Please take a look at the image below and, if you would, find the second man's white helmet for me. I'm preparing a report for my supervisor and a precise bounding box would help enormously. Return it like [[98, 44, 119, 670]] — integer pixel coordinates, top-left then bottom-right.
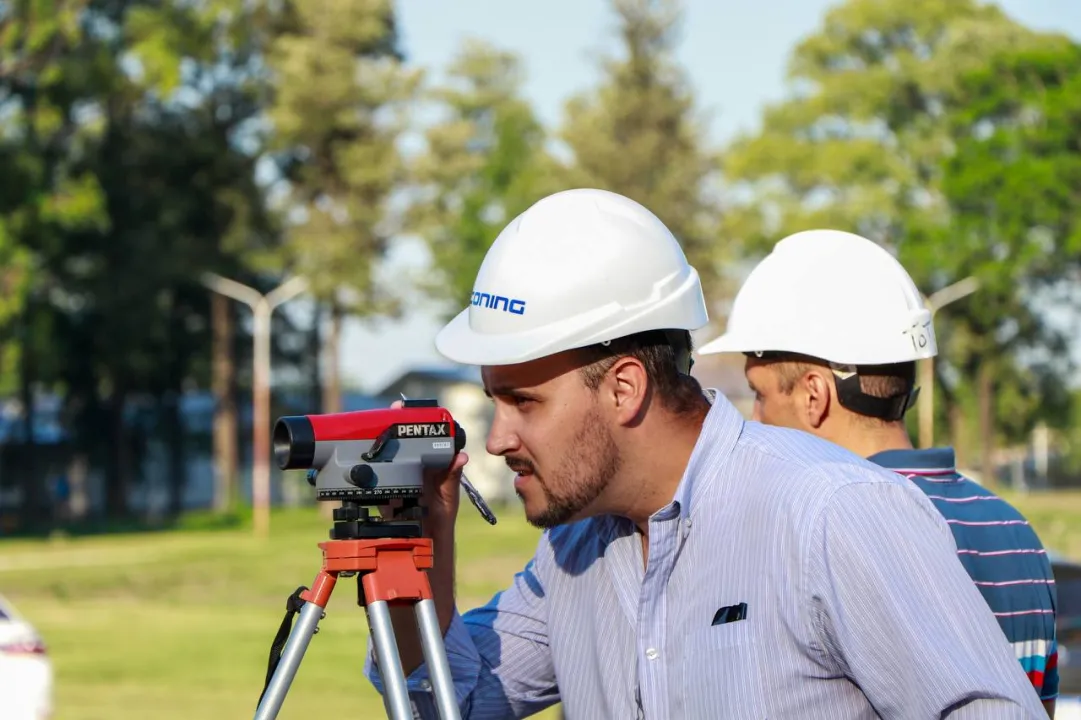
[[698, 229, 937, 365], [436, 188, 709, 366]]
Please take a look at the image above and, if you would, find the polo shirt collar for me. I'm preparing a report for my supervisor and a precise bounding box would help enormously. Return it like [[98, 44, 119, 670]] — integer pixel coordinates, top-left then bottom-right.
[[869, 447, 957, 474]]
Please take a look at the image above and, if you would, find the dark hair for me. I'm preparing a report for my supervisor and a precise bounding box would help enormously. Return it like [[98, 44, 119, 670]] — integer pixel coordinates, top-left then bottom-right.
[[576, 330, 706, 415]]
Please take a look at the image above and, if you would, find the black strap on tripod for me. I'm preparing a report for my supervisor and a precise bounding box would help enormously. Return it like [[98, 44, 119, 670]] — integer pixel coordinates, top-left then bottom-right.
[[258, 586, 308, 707]]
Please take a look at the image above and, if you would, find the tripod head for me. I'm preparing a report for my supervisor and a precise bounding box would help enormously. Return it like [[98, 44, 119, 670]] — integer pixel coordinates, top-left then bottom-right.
[[329, 500, 423, 540]]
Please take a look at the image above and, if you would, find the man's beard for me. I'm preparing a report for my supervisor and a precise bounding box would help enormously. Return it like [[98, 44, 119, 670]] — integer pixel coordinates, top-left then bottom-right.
[[507, 408, 622, 529]]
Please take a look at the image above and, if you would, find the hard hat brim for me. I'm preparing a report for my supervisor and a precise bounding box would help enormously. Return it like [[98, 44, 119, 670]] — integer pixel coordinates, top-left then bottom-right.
[[696, 331, 938, 365], [434, 307, 566, 367]]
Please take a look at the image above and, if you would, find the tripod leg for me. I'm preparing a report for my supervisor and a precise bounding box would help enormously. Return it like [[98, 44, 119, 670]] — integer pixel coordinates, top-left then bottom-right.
[[367, 599, 417, 720], [254, 573, 335, 720], [415, 598, 462, 720]]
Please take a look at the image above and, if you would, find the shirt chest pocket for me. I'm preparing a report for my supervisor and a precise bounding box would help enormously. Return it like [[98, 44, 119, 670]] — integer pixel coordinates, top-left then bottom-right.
[[680, 621, 767, 720]]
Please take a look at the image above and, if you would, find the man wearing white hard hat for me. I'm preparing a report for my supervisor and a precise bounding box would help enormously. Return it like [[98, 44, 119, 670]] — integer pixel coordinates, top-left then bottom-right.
[[365, 189, 1046, 719], [698, 228, 1060, 716]]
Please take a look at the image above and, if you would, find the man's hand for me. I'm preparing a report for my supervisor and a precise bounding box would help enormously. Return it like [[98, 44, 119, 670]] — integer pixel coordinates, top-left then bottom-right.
[[382, 399, 468, 674], [380, 399, 469, 533]]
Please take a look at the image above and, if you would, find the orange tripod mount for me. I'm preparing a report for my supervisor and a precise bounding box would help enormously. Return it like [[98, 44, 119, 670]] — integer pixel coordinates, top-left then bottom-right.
[[254, 529, 462, 720]]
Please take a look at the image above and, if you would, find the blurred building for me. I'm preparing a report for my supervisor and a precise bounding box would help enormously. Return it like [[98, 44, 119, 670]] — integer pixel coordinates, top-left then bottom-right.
[[691, 352, 754, 418]]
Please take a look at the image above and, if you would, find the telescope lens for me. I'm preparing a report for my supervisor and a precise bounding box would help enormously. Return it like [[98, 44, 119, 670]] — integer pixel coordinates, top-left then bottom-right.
[[273, 416, 316, 470]]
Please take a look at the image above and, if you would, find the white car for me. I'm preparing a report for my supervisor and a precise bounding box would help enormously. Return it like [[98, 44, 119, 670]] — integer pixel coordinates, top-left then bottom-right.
[[0, 593, 52, 720]]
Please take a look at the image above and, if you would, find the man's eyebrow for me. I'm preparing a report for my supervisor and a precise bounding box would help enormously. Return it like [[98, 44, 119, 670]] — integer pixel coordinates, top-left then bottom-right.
[[484, 385, 533, 399], [483, 385, 506, 399]]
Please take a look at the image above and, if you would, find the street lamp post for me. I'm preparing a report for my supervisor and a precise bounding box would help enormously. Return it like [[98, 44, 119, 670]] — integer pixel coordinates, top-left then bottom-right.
[[918, 276, 980, 449], [201, 273, 309, 538]]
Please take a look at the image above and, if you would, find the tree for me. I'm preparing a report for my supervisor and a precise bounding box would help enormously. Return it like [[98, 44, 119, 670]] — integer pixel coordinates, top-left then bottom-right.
[[407, 38, 562, 314], [0, 0, 114, 523], [720, 0, 1037, 252], [265, 0, 420, 415], [559, 0, 724, 301], [717, 0, 1068, 483], [33, 0, 278, 520], [933, 36, 1081, 476]]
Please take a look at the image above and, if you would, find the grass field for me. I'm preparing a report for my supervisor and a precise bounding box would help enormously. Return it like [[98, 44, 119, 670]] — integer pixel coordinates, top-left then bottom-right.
[[0, 505, 562, 720], [1, 488, 1079, 720]]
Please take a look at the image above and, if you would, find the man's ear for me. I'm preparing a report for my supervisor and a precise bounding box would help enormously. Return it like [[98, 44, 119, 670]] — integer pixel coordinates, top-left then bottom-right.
[[803, 368, 833, 429], [607, 357, 649, 425]]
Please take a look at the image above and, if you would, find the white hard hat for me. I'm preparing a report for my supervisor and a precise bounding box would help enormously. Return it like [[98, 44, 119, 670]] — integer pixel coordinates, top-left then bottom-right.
[[698, 229, 937, 365], [435, 188, 709, 366]]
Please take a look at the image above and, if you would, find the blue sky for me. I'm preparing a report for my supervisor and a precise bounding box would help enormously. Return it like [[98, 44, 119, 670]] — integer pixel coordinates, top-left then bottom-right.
[[331, 0, 1081, 393]]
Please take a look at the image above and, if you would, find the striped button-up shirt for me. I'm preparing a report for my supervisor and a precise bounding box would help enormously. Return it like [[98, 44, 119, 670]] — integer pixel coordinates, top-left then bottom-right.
[[871, 448, 1059, 703], [367, 392, 1046, 718]]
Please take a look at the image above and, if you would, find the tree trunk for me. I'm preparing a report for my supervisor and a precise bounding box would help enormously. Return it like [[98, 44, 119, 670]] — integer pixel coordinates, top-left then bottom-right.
[[211, 292, 238, 513], [319, 302, 343, 519], [949, 403, 968, 469], [18, 305, 45, 529], [104, 387, 130, 520], [166, 392, 186, 518], [977, 362, 995, 489], [309, 302, 324, 413], [323, 302, 342, 414], [67, 453, 89, 521]]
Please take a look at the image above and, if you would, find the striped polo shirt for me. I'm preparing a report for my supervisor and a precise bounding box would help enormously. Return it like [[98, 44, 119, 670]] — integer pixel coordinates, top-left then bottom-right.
[[870, 447, 1059, 703]]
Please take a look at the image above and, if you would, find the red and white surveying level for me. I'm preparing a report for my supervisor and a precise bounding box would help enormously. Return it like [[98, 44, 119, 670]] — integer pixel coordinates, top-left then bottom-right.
[[253, 399, 496, 720]]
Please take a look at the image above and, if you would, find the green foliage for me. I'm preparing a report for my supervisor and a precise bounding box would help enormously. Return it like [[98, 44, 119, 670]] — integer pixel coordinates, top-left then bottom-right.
[[266, 0, 420, 316], [930, 35, 1081, 441], [718, 0, 1077, 451], [0, 0, 283, 518], [721, 0, 1036, 250], [407, 38, 563, 315], [559, 0, 725, 298]]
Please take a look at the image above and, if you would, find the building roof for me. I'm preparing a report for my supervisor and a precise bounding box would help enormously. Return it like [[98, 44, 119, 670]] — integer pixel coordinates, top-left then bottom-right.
[[374, 364, 483, 397]]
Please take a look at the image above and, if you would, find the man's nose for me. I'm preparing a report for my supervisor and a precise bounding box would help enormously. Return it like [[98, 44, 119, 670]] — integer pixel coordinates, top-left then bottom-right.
[[486, 412, 520, 456]]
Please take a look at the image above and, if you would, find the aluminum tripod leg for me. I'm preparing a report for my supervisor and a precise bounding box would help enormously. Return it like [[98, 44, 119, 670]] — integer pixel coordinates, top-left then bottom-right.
[[368, 598, 462, 720], [368, 599, 416, 720], [416, 598, 460, 720], [254, 601, 325, 720]]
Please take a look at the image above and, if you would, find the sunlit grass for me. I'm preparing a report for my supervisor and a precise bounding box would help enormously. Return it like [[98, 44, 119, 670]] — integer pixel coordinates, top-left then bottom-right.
[[0, 504, 560, 720]]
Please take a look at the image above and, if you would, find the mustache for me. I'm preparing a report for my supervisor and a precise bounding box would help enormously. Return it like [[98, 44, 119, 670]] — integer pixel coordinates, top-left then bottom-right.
[[505, 456, 537, 475]]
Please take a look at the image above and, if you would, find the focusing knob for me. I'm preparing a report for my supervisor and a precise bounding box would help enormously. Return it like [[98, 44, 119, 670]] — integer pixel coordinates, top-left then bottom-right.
[[306, 469, 318, 487], [348, 464, 377, 488], [454, 421, 466, 453]]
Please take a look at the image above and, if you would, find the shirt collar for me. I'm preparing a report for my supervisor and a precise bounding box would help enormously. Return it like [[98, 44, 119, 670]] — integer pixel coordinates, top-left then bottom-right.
[[868, 447, 957, 474], [662, 388, 744, 523]]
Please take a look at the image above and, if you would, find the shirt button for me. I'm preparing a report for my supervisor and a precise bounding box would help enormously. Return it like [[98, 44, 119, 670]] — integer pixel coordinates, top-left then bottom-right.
[[645, 647, 659, 660], [420, 680, 432, 691]]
